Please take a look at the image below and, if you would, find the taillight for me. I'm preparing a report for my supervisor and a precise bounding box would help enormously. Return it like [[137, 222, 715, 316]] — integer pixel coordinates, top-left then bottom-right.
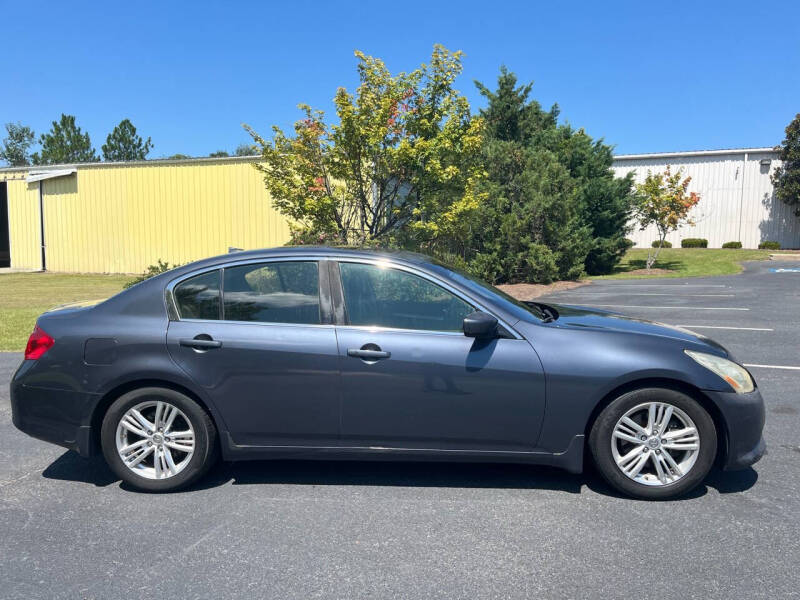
[[24, 326, 54, 360]]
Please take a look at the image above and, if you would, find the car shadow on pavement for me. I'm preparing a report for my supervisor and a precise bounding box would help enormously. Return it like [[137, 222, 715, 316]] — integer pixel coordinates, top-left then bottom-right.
[[41, 451, 119, 487], [41, 450, 759, 499]]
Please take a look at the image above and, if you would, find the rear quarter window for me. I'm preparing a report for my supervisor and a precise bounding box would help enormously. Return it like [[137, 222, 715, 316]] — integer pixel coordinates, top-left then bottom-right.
[[173, 270, 221, 320]]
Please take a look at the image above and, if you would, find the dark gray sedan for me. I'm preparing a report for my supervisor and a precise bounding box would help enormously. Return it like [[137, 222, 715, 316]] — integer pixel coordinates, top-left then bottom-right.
[[11, 247, 765, 499]]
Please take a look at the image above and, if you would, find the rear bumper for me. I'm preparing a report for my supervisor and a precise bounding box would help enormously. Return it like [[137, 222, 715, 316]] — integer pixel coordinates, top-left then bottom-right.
[[10, 373, 99, 457], [705, 388, 766, 470]]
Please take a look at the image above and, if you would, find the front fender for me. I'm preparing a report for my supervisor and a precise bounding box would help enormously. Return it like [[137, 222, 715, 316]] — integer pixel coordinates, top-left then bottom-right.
[[516, 322, 732, 453]]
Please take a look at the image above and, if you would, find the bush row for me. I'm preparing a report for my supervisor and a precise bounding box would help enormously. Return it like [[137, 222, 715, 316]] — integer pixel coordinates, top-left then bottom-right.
[[681, 238, 707, 248], [648, 239, 781, 249]]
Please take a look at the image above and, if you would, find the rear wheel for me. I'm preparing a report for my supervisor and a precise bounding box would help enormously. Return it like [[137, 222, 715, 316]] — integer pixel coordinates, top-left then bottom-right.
[[101, 387, 217, 492], [589, 388, 717, 500]]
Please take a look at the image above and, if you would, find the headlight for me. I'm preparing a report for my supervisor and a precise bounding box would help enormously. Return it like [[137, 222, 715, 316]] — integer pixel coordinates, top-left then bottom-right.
[[685, 350, 754, 394]]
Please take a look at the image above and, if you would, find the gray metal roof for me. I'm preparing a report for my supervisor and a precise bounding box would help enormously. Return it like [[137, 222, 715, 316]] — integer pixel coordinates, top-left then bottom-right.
[[613, 147, 778, 160], [0, 153, 262, 173]]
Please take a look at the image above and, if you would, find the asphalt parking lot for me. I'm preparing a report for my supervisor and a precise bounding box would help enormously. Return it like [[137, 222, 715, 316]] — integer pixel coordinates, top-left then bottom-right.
[[1, 259, 799, 599]]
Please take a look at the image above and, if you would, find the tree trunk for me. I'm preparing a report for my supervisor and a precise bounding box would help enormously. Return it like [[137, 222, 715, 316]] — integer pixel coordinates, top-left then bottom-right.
[[647, 232, 667, 269]]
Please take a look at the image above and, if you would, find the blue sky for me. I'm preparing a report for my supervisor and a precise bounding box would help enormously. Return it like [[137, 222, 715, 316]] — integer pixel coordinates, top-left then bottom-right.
[[2, 0, 798, 159]]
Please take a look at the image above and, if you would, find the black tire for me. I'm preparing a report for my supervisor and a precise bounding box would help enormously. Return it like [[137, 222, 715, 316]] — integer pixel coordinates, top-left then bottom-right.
[[101, 387, 217, 492], [589, 388, 717, 500]]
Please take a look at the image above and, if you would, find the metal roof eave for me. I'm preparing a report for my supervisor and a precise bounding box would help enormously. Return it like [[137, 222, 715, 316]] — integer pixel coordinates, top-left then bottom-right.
[[613, 147, 778, 161], [0, 154, 263, 174], [26, 168, 78, 183]]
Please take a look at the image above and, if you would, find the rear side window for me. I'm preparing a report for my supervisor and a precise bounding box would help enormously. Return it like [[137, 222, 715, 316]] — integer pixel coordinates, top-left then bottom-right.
[[174, 270, 221, 320], [339, 262, 473, 331], [223, 261, 320, 324]]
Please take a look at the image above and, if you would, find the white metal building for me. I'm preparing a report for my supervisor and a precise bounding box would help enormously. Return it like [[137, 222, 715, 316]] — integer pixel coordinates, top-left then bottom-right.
[[612, 147, 799, 249]]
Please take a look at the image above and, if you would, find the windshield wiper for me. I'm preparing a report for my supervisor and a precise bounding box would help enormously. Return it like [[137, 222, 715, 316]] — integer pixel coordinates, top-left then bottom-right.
[[524, 301, 557, 323]]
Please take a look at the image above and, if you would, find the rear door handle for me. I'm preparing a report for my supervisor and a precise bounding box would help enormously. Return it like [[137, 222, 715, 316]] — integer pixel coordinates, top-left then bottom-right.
[[179, 338, 222, 349], [347, 348, 391, 360]]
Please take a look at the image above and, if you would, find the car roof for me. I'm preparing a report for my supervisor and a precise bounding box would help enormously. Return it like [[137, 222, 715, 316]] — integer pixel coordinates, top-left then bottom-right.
[[181, 246, 437, 271]]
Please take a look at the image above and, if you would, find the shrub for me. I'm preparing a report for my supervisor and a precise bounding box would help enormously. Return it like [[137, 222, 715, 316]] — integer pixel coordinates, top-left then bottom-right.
[[124, 259, 181, 288], [722, 241, 742, 249], [651, 240, 672, 248], [681, 238, 708, 248], [758, 241, 781, 250]]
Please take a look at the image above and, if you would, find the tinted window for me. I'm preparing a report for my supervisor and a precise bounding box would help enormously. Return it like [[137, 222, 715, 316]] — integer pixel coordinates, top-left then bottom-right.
[[428, 262, 546, 322], [339, 262, 473, 331], [223, 261, 320, 324], [174, 270, 221, 320]]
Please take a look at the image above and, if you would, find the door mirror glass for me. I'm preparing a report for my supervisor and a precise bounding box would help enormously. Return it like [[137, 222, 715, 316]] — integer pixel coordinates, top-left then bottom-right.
[[463, 311, 498, 338]]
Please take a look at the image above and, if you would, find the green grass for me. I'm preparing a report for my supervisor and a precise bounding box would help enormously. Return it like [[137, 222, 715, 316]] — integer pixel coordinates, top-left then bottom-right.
[[0, 273, 132, 351], [590, 248, 773, 280]]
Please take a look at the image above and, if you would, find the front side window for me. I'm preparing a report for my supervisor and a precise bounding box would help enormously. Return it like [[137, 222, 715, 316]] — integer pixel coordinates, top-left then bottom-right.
[[223, 261, 320, 324], [339, 262, 474, 332], [174, 270, 221, 320]]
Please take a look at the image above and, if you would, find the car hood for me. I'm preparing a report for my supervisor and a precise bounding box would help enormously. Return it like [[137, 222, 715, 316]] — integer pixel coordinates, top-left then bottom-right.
[[545, 303, 730, 356]]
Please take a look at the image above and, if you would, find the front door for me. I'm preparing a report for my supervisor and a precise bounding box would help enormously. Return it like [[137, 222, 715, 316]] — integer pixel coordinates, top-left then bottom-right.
[[333, 261, 546, 452], [166, 260, 341, 447]]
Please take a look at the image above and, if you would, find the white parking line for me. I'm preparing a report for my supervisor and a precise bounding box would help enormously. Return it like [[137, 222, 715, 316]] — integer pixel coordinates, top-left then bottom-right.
[[744, 364, 800, 371], [581, 304, 749, 311], [595, 284, 729, 288], [675, 325, 773, 331], [564, 293, 735, 297]]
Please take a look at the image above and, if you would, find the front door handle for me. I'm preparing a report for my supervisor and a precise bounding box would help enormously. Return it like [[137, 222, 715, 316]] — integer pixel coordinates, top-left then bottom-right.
[[180, 337, 222, 349], [347, 348, 391, 360]]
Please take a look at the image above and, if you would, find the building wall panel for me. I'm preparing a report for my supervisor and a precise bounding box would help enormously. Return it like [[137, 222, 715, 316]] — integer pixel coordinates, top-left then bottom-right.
[[3, 176, 41, 270], [613, 150, 800, 249], [2, 158, 291, 273]]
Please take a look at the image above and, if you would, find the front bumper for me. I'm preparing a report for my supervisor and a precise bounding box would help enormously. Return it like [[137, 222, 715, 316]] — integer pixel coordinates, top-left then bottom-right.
[[11, 373, 99, 457], [704, 388, 766, 470]]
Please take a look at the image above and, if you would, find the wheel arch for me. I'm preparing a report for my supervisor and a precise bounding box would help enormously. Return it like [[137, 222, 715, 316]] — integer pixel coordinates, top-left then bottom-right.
[[89, 379, 223, 456], [583, 377, 729, 466]]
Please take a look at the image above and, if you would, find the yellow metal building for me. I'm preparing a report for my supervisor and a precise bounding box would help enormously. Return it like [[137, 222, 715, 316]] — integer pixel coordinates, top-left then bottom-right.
[[0, 156, 291, 273]]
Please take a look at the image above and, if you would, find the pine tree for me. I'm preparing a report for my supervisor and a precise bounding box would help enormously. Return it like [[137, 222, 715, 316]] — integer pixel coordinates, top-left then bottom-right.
[[32, 114, 98, 165], [102, 119, 153, 162], [772, 113, 800, 217], [234, 143, 257, 156], [0, 122, 36, 166], [468, 68, 634, 282]]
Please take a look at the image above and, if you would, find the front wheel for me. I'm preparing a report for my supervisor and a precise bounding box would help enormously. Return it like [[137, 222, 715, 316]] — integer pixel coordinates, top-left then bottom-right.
[[589, 388, 717, 500], [101, 387, 217, 492]]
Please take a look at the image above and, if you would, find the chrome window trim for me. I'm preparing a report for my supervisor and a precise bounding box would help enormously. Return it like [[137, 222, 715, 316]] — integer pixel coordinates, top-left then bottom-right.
[[165, 253, 523, 339], [177, 317, 336, 331]]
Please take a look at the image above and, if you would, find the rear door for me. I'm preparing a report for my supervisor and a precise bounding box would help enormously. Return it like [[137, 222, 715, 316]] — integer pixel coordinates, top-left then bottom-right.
[[166, 259, 341, 447], [331, 260, 546, 452]]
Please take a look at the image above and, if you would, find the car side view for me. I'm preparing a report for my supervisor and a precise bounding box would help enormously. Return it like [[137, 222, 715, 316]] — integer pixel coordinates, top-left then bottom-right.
[[11, 247, 766, 499]]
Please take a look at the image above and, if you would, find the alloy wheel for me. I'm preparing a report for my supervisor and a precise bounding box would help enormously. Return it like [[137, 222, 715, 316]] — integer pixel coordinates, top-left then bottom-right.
[[115, 400, 196, 480], [611, 401, 700, 487]]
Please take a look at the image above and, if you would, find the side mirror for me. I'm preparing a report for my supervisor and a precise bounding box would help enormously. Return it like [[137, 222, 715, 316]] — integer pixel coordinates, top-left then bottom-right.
[[463, 311, 498, 339]]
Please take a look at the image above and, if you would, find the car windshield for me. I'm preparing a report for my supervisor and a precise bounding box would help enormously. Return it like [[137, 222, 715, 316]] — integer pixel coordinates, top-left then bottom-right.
[[426, 260, 547, 322]]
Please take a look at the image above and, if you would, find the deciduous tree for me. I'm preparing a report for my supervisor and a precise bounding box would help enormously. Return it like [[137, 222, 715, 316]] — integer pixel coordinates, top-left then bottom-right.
[[102, 119, 153, 162], [633, 166, 700, 269], [245, 45, 485, 248], [0, 122, 35, 166], [32, 114, 98, 165]]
